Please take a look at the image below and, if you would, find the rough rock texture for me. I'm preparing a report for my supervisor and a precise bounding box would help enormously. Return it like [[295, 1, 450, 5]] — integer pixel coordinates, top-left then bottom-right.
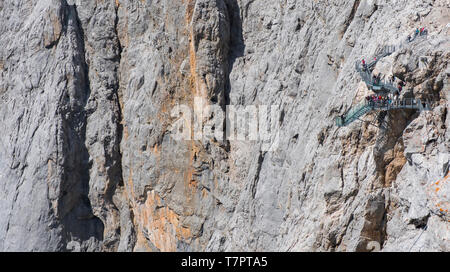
[[0, 0, 448, 251]]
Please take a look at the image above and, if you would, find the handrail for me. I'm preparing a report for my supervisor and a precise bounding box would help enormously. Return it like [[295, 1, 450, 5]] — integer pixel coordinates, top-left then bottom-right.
[[336, 98, 428, 127], [356, 63, 399, 94], [356, 30, 428, 94], [336, 29, 429, 127]]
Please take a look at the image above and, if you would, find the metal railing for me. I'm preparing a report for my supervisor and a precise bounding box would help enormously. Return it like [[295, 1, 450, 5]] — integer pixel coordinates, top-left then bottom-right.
[[367, 98, 425, 110], [356, 64, 399, 94], [336, 29, 430, 127], [336, 98, 430, 127], [355, 30, 428, 94]]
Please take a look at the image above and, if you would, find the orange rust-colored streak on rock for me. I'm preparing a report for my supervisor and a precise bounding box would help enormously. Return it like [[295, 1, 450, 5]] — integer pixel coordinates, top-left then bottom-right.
[[135, 229, 153, 251], [137, 190, 192, 252], [186, 0, 208, 99], [126, 168, 137, 205], [188, 179, 198, 190], [201, 188, 208, 198], [123, 125, 129, 141], [186, 0, 195, 25], [153, 144, 160, 155], [129, 1, 207, 252], [184, 0, 205, 197]]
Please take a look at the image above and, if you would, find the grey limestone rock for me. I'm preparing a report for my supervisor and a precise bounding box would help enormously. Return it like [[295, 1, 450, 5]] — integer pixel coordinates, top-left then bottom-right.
[[0, 0, 448, 251]]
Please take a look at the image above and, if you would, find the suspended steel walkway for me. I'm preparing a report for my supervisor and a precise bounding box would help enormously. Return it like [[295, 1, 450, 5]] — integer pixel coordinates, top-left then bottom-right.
[[335, 30, 430, 127], [358, 30, 428, 94], [356, 45, 398, 95], [335, 98, 430, 127]]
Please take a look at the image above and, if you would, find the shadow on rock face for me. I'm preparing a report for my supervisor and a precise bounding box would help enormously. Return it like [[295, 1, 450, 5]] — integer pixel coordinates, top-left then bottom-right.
[[224, 0, 245, 106], [53, 3, 105, 252]]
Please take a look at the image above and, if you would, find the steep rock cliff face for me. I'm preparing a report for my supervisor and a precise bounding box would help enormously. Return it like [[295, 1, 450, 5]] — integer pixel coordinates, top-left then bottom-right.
[[0, 0, 448, 251]]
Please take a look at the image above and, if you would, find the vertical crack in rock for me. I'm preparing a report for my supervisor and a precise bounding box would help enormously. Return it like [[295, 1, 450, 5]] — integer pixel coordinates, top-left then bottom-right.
[[111, 0, 129, 251], [56, 2, 104, 252], [340, 0, 361, 38], [251, 151, 265, 199], [98, 1, 127, 251], [223, 0, 244, 150], [74, 0, 127, 251], [224, 0, 245, 106]]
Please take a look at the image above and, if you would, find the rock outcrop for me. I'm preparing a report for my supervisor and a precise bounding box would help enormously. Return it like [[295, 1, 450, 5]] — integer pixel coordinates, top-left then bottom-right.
[[0, 0, 448, 251]]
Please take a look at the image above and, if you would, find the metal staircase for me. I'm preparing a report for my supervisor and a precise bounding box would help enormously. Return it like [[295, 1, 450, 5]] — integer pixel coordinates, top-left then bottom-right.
[[335, 30, 430, 127], [356, 30, 428, 94], [335, 100, 373, 127], [356, 45, 398, 94], [336, 99, 429, 127], [356, 61, 398, 94]]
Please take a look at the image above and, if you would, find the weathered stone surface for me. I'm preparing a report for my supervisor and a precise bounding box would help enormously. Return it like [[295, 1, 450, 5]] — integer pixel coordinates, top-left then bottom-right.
[[0, 0, 448, 251]]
